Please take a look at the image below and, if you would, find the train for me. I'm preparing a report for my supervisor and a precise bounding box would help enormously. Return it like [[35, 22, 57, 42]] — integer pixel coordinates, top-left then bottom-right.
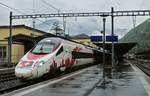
[[15, 37, 99, 80]]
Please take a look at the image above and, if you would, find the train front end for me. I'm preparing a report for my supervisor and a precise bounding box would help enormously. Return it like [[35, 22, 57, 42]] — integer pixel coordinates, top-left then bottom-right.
[[15, 38, 60, 80]]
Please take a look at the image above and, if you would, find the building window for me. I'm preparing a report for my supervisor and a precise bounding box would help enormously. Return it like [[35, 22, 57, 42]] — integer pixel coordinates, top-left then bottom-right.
[[0, 46, 6, 57], [0, 46, 7, 63]]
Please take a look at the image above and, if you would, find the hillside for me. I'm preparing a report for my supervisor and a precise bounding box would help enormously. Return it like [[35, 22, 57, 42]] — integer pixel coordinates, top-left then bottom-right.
[[120, 18, 150, 53], [71, 34, 90, 39]]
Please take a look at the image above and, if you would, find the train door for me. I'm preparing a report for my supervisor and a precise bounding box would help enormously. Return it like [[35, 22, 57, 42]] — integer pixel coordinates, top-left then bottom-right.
[[55, 46, 64, 69], [37, 61, 45, 77], [62, 45, 71, 70]]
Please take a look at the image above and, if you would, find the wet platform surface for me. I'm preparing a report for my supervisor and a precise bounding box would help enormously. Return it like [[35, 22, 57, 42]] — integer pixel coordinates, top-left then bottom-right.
[[3, 61, 150, 96], [89, 64, 149, 96]]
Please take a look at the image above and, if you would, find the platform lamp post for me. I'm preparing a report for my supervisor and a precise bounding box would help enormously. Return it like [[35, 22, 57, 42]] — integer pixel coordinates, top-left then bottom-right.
[[111, 7, 114, 77], [32, 18, 35, 38], [102, 16, 106, 79], [32, 17, 37, 45], [8, 11, 12, 66]]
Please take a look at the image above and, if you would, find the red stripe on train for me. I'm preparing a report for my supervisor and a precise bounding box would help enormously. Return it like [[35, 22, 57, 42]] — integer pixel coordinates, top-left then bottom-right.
[[27, 52, 46, 60]]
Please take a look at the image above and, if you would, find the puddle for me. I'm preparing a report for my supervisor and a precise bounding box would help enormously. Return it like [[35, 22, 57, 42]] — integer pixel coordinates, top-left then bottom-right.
[[51, 83, 81, 88], [65, 77, 75, 81]]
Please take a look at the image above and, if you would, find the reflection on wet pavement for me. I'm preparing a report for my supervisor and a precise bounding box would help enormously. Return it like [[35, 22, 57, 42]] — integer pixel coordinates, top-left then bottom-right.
[[25, 63, 148, 96], [89, 64, 148, 96], [25, 66, 103, 96]]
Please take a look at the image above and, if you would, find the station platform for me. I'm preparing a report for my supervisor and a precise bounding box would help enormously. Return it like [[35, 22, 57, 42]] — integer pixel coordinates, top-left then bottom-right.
[[3, 60, 150, 96]]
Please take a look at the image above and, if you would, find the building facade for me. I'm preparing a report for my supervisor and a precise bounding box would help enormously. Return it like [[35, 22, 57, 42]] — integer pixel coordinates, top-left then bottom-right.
[[71, 34, 97, 48], [0, 25, 46, 65]]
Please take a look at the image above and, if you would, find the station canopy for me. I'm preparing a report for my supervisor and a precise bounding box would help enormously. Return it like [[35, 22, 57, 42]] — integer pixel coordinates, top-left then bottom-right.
[[10, 34, 35, 43], [94, 42, 137, 55], [6, 33, 54, 53]]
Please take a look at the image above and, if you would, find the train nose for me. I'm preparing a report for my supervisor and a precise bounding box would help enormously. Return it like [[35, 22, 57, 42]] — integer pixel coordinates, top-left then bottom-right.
[[15, 68, 34, 79]]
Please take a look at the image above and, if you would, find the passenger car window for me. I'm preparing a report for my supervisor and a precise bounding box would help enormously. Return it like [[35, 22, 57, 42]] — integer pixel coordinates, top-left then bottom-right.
[[56, 46, 63, 56]]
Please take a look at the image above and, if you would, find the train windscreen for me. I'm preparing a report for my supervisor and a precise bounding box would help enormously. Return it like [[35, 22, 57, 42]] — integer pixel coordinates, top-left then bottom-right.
[[32, 42, 54, 54]]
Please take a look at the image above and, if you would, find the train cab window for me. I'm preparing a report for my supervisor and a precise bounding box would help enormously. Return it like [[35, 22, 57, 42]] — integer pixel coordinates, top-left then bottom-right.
[[56, 46, 63, 56], [32, 42, 54, 54]]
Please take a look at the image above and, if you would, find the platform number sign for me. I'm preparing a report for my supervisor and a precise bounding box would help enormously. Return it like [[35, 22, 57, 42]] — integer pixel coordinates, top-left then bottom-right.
[[106, 35, 118, 42], [91, 35, 118, 42], [91, 36, 103, 42]]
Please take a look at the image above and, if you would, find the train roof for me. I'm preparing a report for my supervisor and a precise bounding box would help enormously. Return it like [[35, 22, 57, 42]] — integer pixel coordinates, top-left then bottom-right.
[[40, 37, 61, 43], [36, 34, 97, 48]]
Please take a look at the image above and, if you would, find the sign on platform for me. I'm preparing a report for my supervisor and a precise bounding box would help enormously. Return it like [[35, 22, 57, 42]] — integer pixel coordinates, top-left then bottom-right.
[[91, 35, 118, 42], [106, 35, 118, 42], [91, 36, 103, 42]]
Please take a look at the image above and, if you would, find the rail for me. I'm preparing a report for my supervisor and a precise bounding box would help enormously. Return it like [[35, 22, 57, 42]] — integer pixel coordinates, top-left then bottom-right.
[[132, 58, 150, 77]]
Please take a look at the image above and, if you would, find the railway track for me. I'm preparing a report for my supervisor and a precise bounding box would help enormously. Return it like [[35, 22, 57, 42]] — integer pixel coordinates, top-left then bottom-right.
[[132, 59, 150, 77], [0, 67, 65, 94], [0, 68, 23, 94], [135, 63, 150, 76], [0, 68, 17, 82]]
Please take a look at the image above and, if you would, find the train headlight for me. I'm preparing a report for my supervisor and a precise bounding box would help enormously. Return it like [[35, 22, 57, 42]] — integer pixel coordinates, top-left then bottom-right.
[[17, 61, 33, 68], [38, 61, 45, 67], [39, 62, 43, 66]]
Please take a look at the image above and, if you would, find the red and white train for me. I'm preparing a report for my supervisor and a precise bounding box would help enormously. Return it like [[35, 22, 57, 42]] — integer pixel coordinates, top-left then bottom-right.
[[15, 37, 95, 80]]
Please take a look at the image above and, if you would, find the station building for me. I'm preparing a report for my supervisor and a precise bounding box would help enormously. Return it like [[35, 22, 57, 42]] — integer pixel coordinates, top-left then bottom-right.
[[71, 34, 97, 48], [0, 25, 47, 65]]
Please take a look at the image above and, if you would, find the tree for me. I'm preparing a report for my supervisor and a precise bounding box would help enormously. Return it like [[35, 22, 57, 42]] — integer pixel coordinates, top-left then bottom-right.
[[51, 21, 64, 36]]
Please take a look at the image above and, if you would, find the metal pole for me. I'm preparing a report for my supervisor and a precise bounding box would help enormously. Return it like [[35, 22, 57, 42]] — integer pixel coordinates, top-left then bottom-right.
[[111, 7, 114, 76], [63, 16, 66, 36], [2, 47, 4, 65], [32, 18, 35, 37], [8, 12, 12, 66], [102, 17, 106, 78], [32, 18, 36, 44]]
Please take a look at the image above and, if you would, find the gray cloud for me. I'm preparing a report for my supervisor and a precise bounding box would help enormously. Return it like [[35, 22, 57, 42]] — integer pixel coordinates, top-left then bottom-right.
[[0, 0, 150, 37]]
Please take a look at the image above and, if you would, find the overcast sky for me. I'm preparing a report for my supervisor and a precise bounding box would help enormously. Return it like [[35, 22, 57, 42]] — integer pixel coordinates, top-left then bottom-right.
[[0, 0, 150, 38]]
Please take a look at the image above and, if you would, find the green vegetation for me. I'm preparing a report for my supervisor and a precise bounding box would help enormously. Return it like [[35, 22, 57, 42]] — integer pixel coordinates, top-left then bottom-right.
[[120, 18, 150, 53]]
